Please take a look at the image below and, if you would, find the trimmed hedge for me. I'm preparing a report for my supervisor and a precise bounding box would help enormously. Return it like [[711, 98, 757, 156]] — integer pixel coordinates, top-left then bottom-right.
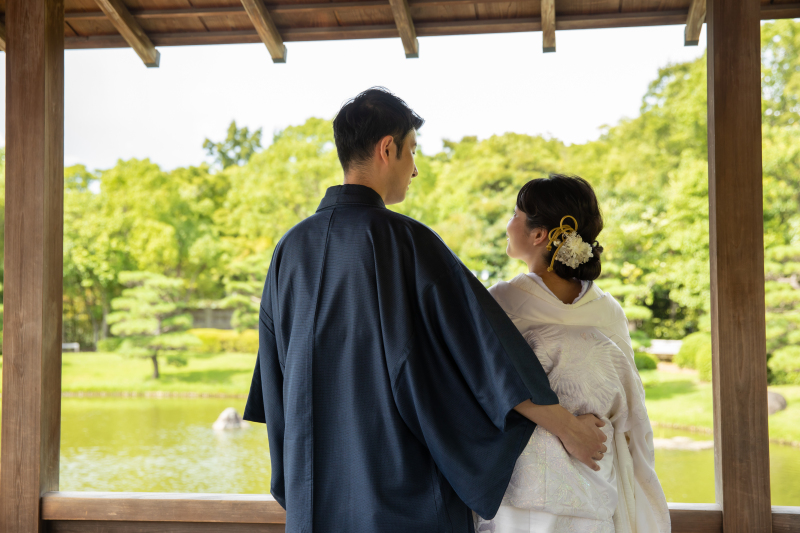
[[769, 346, 800, 385], [188, 328, 258, 354], [674, 331, 711, 370], [634, 352, 659, 371], [695, 343, 713, 382]]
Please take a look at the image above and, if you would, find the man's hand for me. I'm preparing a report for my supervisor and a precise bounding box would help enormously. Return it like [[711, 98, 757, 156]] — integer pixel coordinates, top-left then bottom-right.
[[513, 401, 608, 471], [560, 414, 608, 471]]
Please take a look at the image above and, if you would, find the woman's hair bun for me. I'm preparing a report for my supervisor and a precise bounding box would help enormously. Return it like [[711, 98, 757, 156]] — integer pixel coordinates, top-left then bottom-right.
[[516, 175, 604, 281]]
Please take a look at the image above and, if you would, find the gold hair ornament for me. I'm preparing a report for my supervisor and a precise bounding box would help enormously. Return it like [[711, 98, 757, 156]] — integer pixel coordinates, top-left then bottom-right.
[[546, 215, 594, 271]]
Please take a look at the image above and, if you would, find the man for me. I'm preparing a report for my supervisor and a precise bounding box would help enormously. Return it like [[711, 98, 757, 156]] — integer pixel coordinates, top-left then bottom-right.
[[243, 87, 606, 532]]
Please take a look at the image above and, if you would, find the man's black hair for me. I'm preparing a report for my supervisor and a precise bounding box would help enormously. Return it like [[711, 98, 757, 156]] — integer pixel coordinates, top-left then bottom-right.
[[332, 87, 425, 173]]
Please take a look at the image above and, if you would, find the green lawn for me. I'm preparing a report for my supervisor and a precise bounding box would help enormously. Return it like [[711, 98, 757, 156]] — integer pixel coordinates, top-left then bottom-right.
[[1, 354, 798, 443], [39, 352, 254, 395], [641, 368, 800, 444]]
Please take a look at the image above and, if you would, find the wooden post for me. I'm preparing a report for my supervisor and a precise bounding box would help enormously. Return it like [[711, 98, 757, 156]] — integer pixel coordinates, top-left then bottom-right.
[[0, 0, 65, 532], [707, 0, 772, 531]]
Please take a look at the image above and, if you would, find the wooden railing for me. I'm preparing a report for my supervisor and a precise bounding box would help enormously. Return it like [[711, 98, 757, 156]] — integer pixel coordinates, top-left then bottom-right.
[[40, 492, 800, 533]]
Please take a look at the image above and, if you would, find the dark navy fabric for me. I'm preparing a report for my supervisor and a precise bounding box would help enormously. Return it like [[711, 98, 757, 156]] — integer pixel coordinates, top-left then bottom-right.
[[243, 184, 558, 533]]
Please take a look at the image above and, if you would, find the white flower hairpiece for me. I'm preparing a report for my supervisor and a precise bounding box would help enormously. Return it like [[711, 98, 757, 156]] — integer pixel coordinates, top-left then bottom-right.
[[546, 216, 594, 271]]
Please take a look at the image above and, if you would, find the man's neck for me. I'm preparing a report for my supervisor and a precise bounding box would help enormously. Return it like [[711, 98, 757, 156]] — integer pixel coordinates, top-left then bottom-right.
[[344, 172, 387, 202]]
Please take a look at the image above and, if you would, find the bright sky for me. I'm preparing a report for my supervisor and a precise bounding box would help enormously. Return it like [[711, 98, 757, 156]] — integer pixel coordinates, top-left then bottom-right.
[[0, 25, 706, 172]]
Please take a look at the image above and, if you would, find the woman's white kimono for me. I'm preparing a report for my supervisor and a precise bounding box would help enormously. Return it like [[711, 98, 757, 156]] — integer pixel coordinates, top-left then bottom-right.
[[475, 273, 671, 533]]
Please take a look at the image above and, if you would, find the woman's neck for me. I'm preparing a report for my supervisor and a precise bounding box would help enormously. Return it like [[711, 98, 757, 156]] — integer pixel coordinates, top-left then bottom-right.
[[528, 261, 582, 305]]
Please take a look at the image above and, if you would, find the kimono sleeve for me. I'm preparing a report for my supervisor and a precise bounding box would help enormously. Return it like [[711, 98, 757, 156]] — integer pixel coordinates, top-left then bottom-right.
[[391, 262, 559, 519], [242, 301, 287, 510]]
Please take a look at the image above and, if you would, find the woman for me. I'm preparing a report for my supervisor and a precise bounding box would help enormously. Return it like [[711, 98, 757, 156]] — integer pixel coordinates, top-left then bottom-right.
[[475, 175, 670, 533]]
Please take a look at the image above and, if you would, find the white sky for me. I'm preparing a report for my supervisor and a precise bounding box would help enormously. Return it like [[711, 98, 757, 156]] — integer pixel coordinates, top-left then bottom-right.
[[1, 25, 705, 172]]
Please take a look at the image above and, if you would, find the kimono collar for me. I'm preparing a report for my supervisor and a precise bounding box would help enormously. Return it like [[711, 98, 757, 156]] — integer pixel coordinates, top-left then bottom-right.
[[317, 184, 386, 211]]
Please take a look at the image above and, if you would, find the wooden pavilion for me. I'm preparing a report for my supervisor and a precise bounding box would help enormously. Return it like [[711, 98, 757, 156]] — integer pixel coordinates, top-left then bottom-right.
[[1, 0, 799, 531]]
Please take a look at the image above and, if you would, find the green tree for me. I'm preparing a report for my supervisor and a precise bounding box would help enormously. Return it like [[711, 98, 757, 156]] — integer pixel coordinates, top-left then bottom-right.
[[107, 272, 200, 378], [204, 120, 263, 170]]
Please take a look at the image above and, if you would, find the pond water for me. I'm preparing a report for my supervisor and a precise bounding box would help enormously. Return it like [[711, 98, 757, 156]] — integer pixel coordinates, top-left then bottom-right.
[[55, 397, 800, 505]]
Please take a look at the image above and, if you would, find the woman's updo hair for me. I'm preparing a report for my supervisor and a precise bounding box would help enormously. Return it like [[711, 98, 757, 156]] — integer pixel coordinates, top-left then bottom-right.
[[516, 174, 604, 281]]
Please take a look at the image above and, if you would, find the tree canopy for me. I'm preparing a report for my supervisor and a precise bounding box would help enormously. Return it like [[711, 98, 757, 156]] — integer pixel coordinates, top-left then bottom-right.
[[6, 21, 800, 381]]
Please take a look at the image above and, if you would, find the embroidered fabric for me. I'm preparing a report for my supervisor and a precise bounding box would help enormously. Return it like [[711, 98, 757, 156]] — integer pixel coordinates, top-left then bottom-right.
[[478, 275, 672, 533]]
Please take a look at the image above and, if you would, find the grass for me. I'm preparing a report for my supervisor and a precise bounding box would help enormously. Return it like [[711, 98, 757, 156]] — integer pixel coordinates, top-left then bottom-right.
[[640, 368, 800, 444], [2, 351, 257, 396], [2, 353, 799, 443]]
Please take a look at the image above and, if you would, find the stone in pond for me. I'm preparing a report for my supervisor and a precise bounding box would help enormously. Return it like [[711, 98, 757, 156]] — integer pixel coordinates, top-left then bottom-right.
[[212, 407, 250, 430], [768, 391, 787, 416]]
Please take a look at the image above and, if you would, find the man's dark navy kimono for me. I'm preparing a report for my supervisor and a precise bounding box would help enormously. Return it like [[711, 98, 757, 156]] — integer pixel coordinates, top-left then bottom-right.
[[244, 184, 558, 532]]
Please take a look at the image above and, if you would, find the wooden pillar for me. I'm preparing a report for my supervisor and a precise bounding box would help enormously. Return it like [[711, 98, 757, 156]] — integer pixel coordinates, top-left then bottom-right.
[[707, 0, 772, 531], [0, 0, 65, 532]]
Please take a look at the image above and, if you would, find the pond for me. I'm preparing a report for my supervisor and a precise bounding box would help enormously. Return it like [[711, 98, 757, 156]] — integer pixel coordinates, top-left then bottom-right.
[[52, 397, 800, 505]]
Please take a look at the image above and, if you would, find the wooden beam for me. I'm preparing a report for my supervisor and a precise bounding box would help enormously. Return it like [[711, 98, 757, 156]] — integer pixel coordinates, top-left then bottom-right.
[[0, 0, 65, 532], [36, 494, 800, 532], [707, 0, 772, 531], [93, 0, 160, 67], [685, 0, 705, 46], [42, 492, 286, 523], [388, 0, 419, 57], [48, 522, 285, 533], [541, 0, 555, 52], [0, 22, 6, 51], [61, 3, 800, 51], [761, 3, 800, 20], [773, 506, 800, 533], [241, 0, 287, 63]]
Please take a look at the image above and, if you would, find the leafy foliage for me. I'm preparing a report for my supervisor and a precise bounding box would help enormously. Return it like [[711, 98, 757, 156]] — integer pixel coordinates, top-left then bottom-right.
[[107, 272, 200, 378], [24, 20, 800, 385], [204, 120, 263, 170]]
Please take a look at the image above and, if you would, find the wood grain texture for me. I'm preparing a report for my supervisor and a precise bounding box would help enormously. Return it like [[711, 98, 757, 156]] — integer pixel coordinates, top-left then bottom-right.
[[773, 506, 800, 533], [47, 521, 285, 533], [541, 0, 554, 51], [42, 492, 286, 524], [241, 0, 286, 62], [37, 494, 800, 532], [684, 0, 704, 45], [56, 0, 800, 34], [669, 503, 722, 533], [94, 0, 160, 66], [0, 0, 65, 532], [707, 0, 772, 531], [761, 2, 800, 19], [387, 0, 418, 57]]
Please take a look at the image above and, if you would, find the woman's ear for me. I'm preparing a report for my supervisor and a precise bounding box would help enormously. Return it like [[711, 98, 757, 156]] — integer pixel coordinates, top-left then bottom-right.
[[530, 227, 549, 246]]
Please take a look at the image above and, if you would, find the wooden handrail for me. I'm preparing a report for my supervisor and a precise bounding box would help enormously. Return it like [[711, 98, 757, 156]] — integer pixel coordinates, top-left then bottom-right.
[[39, 493, 800, 532], [42, 492, 286, 524]]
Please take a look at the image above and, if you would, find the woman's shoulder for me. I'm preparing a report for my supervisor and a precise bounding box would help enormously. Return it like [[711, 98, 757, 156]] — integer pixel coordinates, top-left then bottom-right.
[[488, 275, 533, 314]]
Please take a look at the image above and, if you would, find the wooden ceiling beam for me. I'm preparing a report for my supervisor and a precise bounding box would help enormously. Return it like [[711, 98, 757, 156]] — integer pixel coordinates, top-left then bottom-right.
[[388, 0, 419, 58], [685, 0, 705, 46], [62, 1, 800, 24], [93, 0, 160, 67], [241, 0, 287, 63], [541, 0, 555, 52]]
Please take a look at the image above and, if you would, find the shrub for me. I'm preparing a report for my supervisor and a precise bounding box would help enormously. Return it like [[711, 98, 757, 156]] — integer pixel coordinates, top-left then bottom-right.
[[97, 337, 124, 353], [769, 346, 800, 385], [234, 329, 259, 354], [674, 332, 711, 369], [188, 328, 258, 354], [634, 352, 659, 371], [696, 343, 713, 382]]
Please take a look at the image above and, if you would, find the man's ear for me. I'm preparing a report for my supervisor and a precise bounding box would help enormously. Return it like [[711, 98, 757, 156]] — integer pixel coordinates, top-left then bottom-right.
[[377, 135, 394, 165]]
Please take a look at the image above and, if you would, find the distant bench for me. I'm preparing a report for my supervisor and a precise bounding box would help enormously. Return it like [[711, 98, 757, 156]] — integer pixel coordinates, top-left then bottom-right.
[[61, 343, 80, 353]]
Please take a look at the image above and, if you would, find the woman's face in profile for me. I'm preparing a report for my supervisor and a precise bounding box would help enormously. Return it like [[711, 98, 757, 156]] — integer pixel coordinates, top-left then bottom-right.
[[506, 205, 530, 260]]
